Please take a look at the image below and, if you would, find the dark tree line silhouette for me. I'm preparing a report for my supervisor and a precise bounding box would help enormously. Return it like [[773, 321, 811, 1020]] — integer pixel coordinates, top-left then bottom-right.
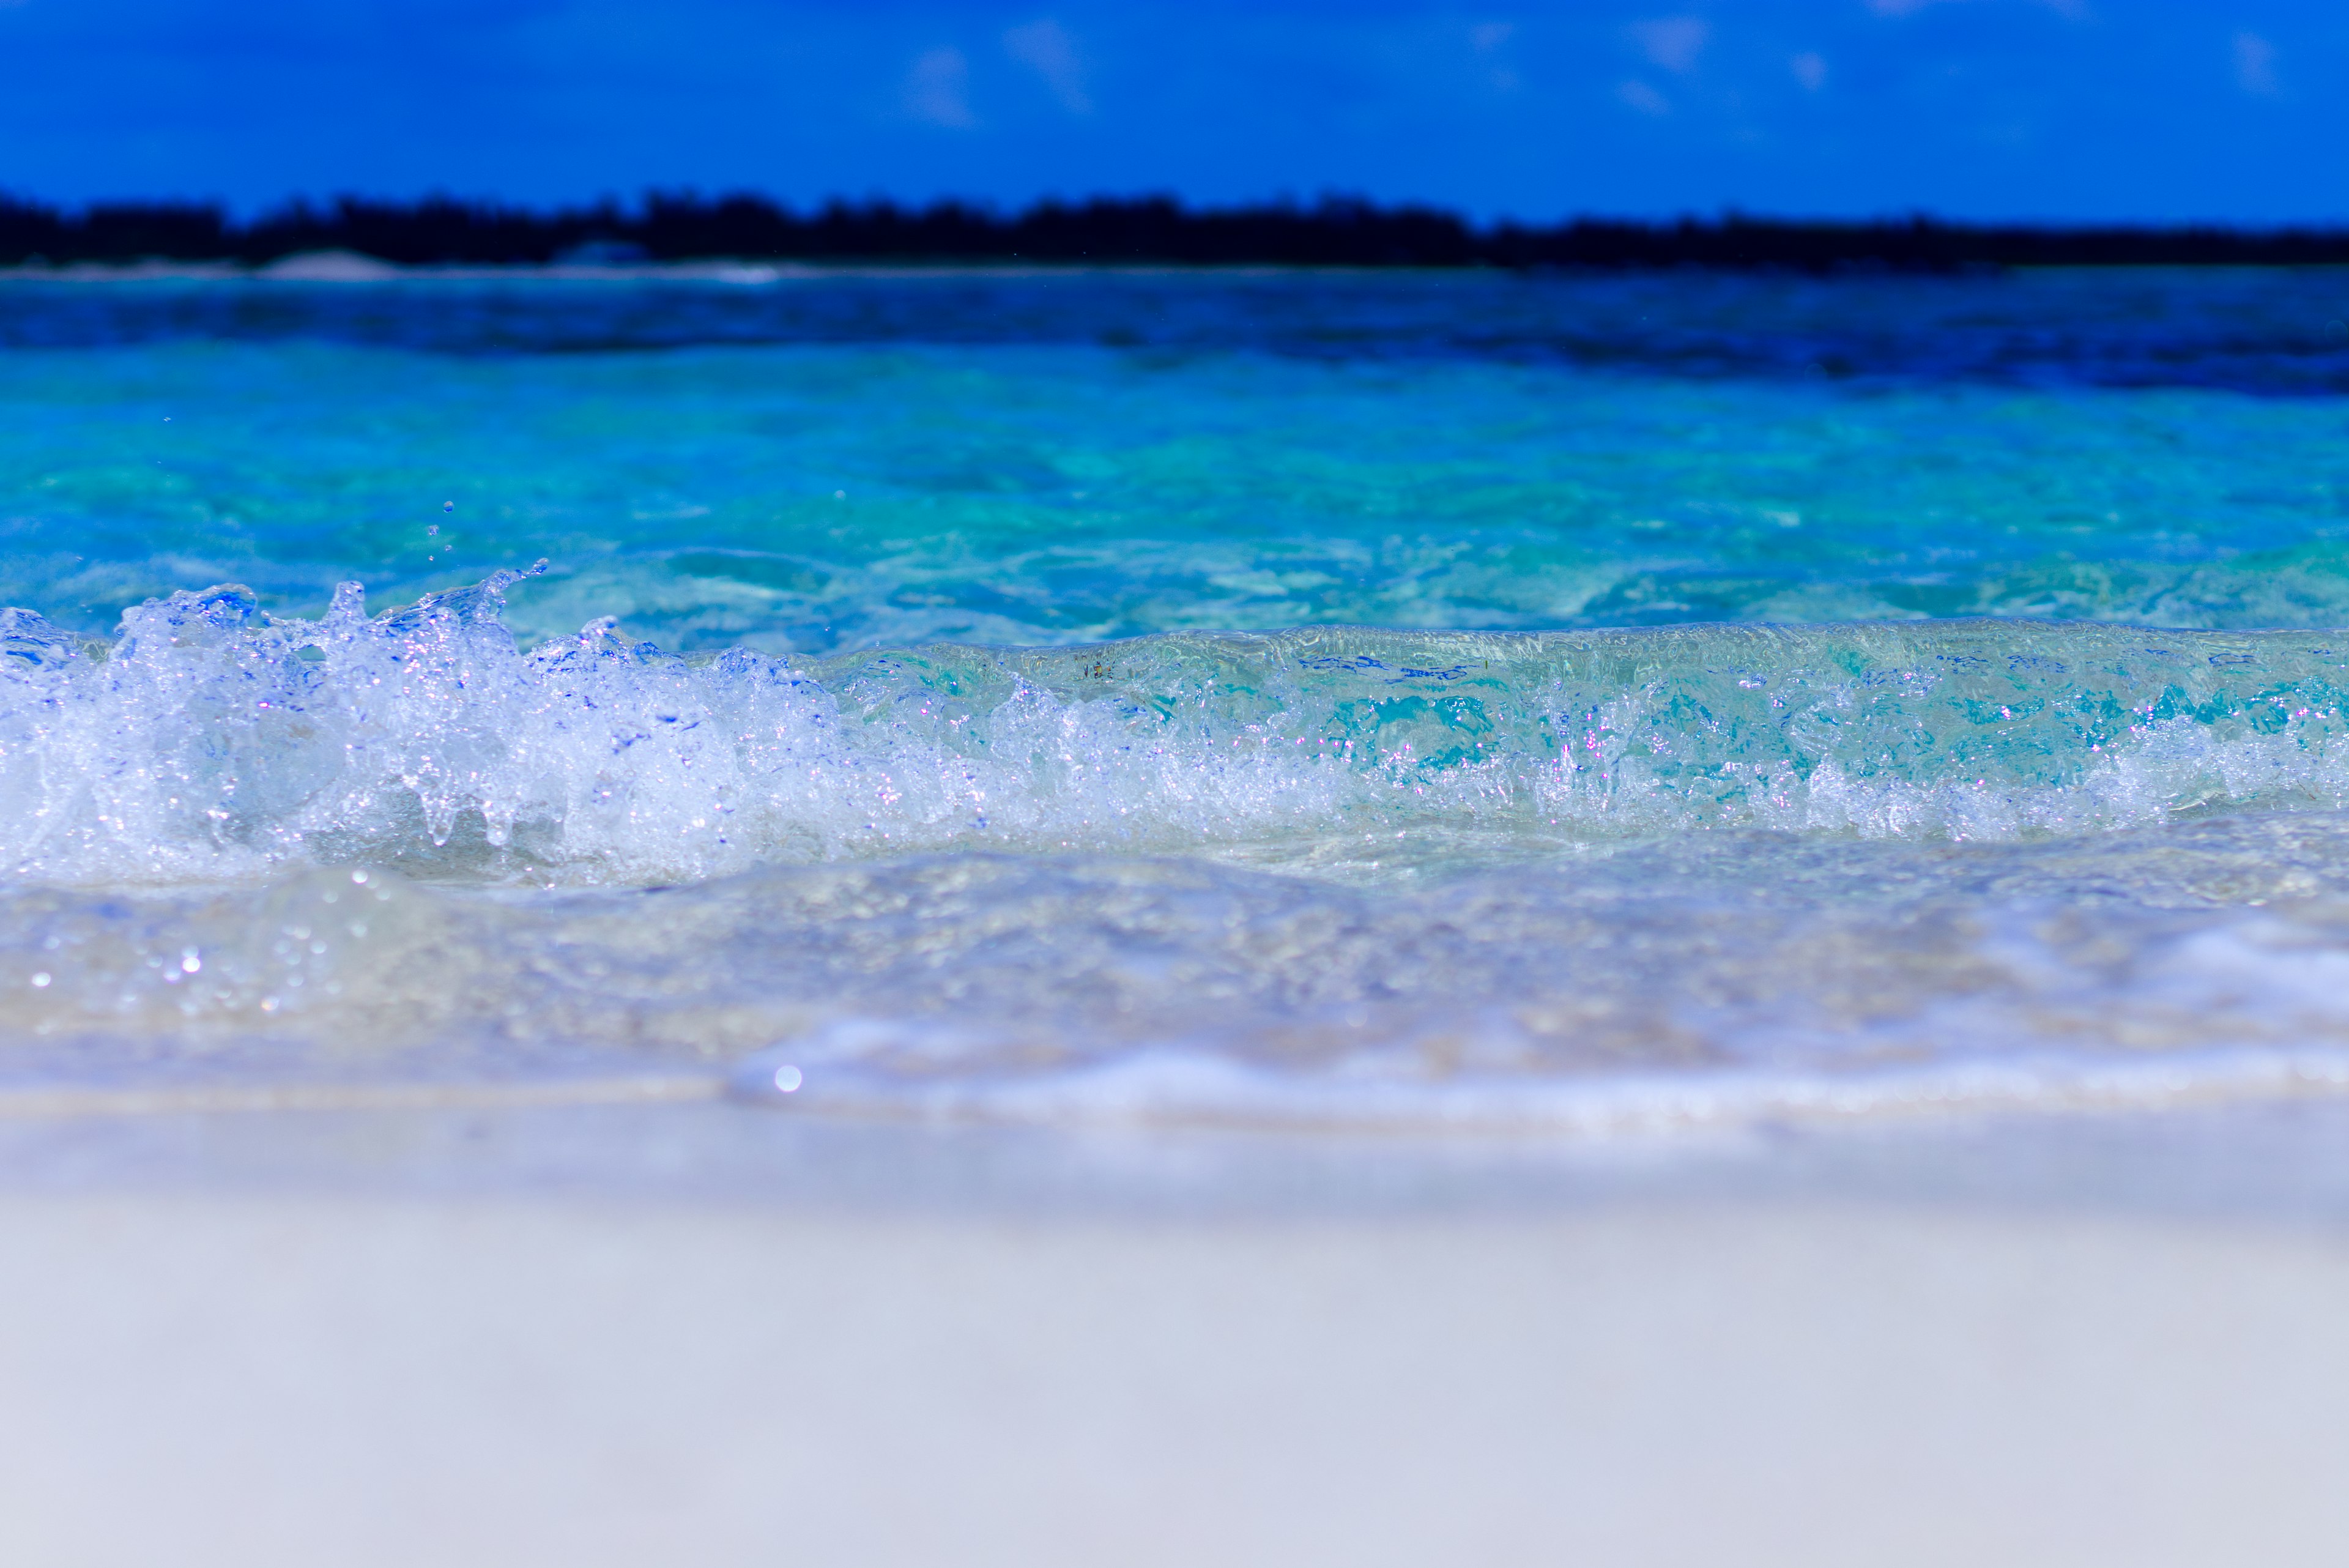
[[2, 192, 2345, 269]]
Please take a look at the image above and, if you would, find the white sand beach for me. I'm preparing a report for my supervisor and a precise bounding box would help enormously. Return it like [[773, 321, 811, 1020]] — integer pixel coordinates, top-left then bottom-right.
[[4, 1102, 2348, 1567]]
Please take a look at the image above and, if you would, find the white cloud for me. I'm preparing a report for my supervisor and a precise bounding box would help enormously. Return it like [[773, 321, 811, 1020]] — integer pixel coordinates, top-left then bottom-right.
[[1791, 51, 1828, 90], [2234, 31, 2279, 95], [1469, 20, 1520, 91], [904, 46, 976, 129], [1868, 0, 2087, 17], [1627, 17, 1709, 73], [1004, 19, 1091, 115], [1617, 79, 1672, 115]]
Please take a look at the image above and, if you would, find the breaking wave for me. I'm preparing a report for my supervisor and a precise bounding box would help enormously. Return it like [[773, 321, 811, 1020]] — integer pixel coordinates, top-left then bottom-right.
[[5, 569, 2349, 886]]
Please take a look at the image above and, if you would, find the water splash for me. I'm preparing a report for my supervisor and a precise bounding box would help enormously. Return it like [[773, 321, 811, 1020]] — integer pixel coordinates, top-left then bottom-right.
[[4, 574, 2349, 886]]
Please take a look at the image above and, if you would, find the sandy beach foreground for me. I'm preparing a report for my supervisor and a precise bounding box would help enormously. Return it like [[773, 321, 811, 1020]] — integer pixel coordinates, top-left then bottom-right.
[[2, 1103, 2348, 1567]]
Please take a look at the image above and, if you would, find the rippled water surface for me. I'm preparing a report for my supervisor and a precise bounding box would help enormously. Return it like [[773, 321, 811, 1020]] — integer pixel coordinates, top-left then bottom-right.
[[4, 266, 2348, 1128]]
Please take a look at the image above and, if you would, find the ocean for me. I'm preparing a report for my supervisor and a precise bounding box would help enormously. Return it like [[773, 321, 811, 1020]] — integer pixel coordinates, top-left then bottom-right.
[[4, 262, 2349, 1132]]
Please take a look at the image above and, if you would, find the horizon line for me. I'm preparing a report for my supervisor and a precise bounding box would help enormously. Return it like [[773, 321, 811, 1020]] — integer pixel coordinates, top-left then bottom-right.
[[6, 191, 2348, 271]]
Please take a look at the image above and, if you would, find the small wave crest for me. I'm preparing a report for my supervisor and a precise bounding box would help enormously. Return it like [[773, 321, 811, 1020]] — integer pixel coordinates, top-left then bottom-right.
[[4, 572, 2348, 886]]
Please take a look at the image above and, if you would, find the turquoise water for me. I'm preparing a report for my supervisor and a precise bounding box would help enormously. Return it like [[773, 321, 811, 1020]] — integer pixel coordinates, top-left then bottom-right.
[[6, 267, 2349, 1129], [7, 320, 2348, 651]]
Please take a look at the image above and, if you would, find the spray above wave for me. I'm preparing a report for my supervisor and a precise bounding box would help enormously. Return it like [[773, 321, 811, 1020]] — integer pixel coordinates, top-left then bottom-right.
[[5, 569, 2349, 886]]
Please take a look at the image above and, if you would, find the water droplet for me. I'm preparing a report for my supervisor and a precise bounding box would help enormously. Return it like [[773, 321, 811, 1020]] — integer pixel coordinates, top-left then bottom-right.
[[443, 500, 455, 511], [773, 1065, 803, 1093], [351, 869, 369, 885], [29, 972, 50, 988], [180, 948, 202, 975]]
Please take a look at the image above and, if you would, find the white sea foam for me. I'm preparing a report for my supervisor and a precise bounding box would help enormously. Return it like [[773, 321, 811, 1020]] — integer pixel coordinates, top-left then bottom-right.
[[9, 827, 2349, 1131], [2, 575, 2347, 888]]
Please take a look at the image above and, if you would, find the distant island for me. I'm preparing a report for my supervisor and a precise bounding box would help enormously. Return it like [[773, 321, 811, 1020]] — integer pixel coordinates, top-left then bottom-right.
[[4, 193, 2347, 270]]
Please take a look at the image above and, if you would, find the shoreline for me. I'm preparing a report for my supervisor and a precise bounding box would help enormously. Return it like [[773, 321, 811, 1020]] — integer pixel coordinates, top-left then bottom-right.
[[12, 1091, 2349, 1222], [14, 1030, 2349, 1139]]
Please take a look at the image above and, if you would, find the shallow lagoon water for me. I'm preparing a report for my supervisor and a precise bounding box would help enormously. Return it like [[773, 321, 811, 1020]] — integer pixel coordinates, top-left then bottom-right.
[[4, 266, 2349, 1131]]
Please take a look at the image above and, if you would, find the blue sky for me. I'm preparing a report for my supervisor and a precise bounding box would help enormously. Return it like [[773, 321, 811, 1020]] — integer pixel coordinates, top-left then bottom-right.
[[1, 1, 2343, 223]]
